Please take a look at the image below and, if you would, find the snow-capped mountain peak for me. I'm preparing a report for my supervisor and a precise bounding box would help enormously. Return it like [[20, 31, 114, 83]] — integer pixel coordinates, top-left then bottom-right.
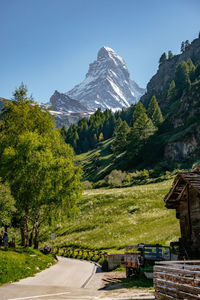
[[66, 46, 145, 111]]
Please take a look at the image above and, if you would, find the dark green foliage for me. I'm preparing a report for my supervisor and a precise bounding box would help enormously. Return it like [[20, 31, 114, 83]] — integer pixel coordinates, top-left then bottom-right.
[[111, 120, 130, 154], [181, 41, 185, 53], [195, 63, 200, 80], [159, 52, 167, 64], [147, 95, 164, 127], [185, 40, 190, 50], [168, 50, 173, 59], [12, 82, 33, 103], [167, 80, 176, 102], [187, 58, 196, 81], [64, 108, 117, 154], [175, 61, 190, 97], [0, 179, 16, 227], [127, 102, 156, 161]]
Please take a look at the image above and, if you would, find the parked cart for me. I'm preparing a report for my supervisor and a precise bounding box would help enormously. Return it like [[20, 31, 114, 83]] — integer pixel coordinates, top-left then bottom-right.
[[125, 244, 171, 278]]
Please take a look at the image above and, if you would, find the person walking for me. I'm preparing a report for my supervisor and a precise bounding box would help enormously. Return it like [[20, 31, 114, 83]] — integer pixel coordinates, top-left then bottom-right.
[[1, 230, 9, 250]]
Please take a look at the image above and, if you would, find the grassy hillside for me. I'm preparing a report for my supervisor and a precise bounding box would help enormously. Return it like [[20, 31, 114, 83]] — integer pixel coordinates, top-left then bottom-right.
[[42, 180, 180, 252], [0, 248, 55, 285], [75, 138, 115, 182]]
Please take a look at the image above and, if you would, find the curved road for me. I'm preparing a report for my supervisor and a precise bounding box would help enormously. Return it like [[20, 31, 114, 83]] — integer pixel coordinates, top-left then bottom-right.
[[0, 256, 154, 300], [0, 256, 102, 300]]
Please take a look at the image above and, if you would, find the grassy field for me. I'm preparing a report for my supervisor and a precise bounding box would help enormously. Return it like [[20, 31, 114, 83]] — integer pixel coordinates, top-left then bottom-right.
[[43, 180, 180, 252], [0, 248, 55, 285]]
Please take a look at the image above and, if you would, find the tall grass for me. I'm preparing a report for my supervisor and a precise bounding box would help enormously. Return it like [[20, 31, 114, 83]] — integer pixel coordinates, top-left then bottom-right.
[[0, 248, 55, 285], [42, 180, 180, 252]]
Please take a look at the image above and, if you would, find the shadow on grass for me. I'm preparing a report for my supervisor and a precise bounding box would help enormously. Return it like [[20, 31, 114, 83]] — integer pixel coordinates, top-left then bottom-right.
[[100, 273, 153, 291]]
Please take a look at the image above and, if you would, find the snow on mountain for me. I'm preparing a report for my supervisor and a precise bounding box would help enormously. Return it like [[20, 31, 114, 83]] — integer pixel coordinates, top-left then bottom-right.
[[66, 46, 145, 111]]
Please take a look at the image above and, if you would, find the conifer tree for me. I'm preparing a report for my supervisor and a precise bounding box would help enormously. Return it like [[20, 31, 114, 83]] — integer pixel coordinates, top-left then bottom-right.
[[185, 40, 190, 49], [175, 61, 190, 97], [127, 102, 156, 159], [111, 120, 130, 154], [147, 95, 163, 127], [167, 80, 176, 102], [168, 50, 173, 59], [181, 41, 185, 53], [187, 58, 196, 81], [159, 52, 167, 64], [132, 102, 146, 124]]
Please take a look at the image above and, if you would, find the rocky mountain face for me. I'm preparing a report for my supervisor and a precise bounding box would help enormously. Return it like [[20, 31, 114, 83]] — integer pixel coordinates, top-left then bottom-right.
[[49, 90, 88, 112], [141, 38, 200, 107], [163, 81, 200, 162], [66, 46, 145, 111]]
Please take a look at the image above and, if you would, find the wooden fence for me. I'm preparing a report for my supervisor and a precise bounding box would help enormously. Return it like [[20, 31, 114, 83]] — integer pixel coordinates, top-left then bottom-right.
[[154, 260, 200, 299], [41, 246, 108, 260]]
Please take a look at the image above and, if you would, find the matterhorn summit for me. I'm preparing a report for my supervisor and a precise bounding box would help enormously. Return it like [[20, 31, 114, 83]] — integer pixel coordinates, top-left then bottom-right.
[[65, 46, 145, 111]]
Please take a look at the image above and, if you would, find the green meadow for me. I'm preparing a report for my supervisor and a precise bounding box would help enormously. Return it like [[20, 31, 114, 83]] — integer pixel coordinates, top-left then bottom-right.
[[45, 180, 180, 252], [0, 248, 55, 285]]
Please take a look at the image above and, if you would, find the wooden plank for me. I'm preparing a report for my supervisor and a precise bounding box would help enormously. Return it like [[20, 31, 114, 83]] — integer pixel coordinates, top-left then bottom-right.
[[154, 266, 200, 277], [154, 272, 200, 287], [155, 284, 200, 299], [154, 285, 178, 298], [155, 263, 200, 271], [154, 278, 200, 295], [154, 291, 176, 299]]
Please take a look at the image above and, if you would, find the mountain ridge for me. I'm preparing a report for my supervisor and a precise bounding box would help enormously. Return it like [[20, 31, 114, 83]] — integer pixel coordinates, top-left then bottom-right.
[[51, 46, 145, 112]]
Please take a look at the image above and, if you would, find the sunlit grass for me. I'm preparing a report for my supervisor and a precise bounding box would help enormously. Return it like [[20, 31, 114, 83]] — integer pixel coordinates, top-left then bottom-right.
[[43, 180, 180, 252], [0, 247, 55, 285]]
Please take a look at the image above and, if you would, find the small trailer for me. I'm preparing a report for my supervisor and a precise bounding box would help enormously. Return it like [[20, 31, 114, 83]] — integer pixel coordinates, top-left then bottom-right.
[[125, 244, 171, 278]]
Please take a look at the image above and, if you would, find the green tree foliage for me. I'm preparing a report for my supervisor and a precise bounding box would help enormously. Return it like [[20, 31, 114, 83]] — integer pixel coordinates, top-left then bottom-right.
[[127, 102, 156, 160], [175, 61, 190, 97], [185, 40, 190, 50], [195, 63, 200, 80], [167, 80, 176, 102], [99, 132, 104, 142], [147, 96, 164, 127], [168, 50, 173, 59], [187, 58, 196, 81], [159, 52, 167, 64], [181, 41, 185, 53], [64, 108, 117, 154], [0, 179, 16, 227], [0, 85, 82, 248], [111, 120, 130, 154]]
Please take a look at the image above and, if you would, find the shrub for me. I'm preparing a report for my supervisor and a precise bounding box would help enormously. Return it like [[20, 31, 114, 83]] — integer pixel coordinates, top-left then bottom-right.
[[83, 181, 93, 189], [105, 170, 127, 187], [93, 180, 107, 189]]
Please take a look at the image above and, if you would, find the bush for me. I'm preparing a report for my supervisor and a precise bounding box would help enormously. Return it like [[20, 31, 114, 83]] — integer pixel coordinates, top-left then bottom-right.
[[105, 170, 127, 187], [98, 258, 108, 271], [83, 181, 93, 189], [93, 180, 107, 189]]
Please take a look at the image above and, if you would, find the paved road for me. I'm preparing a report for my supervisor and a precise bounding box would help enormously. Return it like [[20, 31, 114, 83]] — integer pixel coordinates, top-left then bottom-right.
[[0, 257, 101, 300], [0, 257, 154, 300]]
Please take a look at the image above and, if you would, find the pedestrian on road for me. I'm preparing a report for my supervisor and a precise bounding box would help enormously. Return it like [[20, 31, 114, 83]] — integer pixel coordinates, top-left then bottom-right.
[[1, 230, 9, 250]]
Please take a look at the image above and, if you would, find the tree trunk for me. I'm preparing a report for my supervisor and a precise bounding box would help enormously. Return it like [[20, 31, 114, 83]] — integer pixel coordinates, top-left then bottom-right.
[[33, 224, 39, 249], [20, 227, 25, 246], [33, 210, 41, 249], [29, 228, 34, 247], [24, 210, 29, 247]]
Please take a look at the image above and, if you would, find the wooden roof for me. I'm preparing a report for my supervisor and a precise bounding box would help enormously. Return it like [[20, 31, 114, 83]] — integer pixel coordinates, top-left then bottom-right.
[[164, 172, 200, 209]]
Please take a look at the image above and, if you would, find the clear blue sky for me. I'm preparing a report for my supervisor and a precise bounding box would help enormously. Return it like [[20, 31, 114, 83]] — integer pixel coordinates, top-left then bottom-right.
[[1, 0, 200, 103]]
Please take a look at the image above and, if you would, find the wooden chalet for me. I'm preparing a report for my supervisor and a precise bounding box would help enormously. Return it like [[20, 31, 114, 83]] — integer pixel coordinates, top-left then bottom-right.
[[164, 170, 200, 259]]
